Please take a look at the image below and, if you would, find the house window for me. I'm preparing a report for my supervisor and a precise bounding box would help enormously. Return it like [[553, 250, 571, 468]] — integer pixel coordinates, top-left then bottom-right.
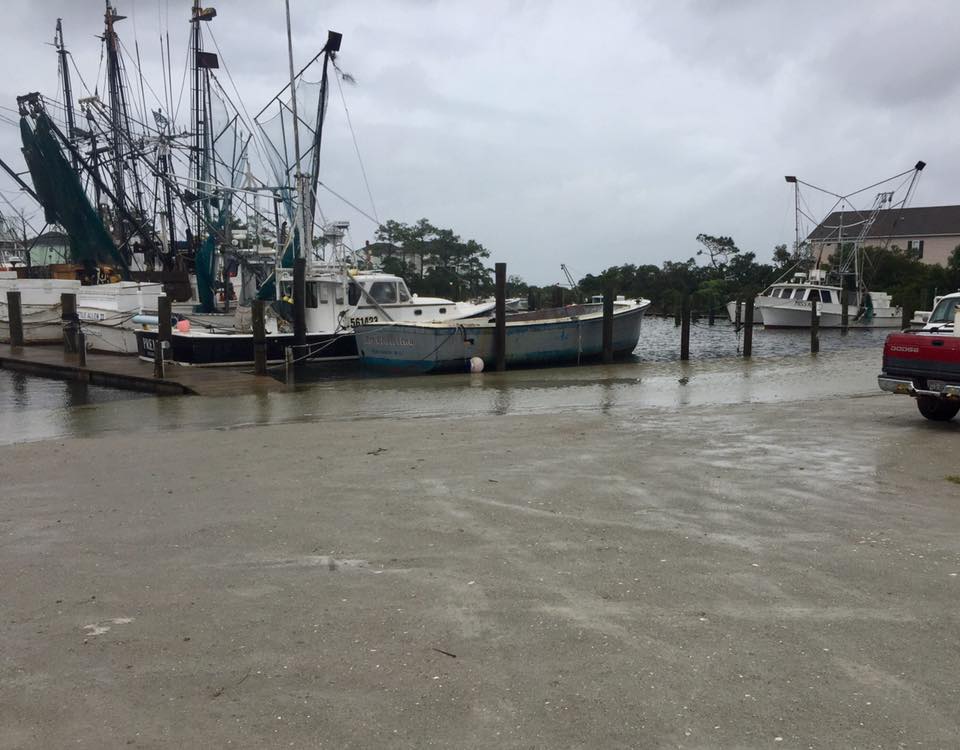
[[908, 239, 924, 258]]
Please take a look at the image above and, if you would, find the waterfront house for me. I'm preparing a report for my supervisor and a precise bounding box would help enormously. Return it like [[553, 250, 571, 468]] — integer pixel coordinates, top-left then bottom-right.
[[807, 205, 960, 266]]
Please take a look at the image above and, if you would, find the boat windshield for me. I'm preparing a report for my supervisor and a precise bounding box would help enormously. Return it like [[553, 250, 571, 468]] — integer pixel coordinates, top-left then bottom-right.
[[928, 297, 960, 324]]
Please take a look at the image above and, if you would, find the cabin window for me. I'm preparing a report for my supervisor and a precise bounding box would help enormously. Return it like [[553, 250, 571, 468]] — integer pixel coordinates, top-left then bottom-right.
[[370, 281, 397, 304], [398, 283, 411, 302], [821, 290, 832, 304], [414, 309, 423, 316], [775, 288, 786, 298], [306, 282, 318, 308], [439, 307, 447, 314], [318, 284, 330, 303], [348, 281, 361, 306]]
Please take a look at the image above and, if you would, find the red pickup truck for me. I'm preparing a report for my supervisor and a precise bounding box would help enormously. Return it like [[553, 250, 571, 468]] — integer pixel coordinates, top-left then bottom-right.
[[879, 293, 960, 421]]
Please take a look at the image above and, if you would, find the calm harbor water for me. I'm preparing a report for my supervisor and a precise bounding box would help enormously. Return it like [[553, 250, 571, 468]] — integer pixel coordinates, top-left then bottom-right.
[[0, 317, 889, 445]]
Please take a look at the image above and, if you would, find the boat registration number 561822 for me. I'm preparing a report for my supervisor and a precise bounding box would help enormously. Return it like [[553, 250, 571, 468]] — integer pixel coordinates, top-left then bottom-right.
[[350, 316, 379, 327]]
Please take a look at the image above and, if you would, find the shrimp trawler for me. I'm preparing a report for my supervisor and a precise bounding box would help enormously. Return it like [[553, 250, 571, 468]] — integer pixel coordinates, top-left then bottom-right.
[[732, 163, 925, 329]]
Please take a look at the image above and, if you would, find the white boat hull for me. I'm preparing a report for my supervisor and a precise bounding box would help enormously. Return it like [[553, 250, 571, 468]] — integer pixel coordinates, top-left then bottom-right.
[[356, 301, 650, 373], [757, 298, 902, 328]]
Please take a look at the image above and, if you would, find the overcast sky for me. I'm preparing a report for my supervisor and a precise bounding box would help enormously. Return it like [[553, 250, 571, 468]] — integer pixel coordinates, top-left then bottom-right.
[[1, 0, 958, 284]]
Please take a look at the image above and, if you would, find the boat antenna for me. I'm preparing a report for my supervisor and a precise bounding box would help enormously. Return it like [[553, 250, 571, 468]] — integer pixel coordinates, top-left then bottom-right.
[[283, 0, 310, 261]]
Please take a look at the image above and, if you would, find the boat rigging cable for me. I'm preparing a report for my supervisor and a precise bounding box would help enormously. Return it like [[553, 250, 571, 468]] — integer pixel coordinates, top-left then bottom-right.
[[332, 60, 379, 225]]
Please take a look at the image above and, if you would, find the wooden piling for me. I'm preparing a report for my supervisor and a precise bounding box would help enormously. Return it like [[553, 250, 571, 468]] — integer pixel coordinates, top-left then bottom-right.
[[602, 285, 614, 363], [708, 304, 715, 326], [61, 292, 78, 353], [810, 298, 820, 354], [252, 299, 267, 376], [734, 298, 742, 332], [284, 346, 294, 385], [526, 289, 537, 312], [680, 295, 691, 361], [77, 330, 87, 367], [293, 257, 307, 354], [743, 297, 754, 358], [6, 290, 23, 347], [840, 288, 849, 334], [155, 295, 171, 378], [901, 304, 911, 330], [495, 262, 507, 372]]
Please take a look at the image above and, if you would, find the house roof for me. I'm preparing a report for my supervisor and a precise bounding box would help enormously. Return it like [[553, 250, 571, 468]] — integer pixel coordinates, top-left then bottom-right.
[[807, 205, 960, 242]]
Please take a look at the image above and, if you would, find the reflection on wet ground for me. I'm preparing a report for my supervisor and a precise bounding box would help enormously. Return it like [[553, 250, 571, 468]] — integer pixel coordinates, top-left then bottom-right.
[[0, 319, 886, 446]]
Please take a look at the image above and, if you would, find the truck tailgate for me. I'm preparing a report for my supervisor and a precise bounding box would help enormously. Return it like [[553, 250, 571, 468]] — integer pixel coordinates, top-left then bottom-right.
[[883, 332, 960, 381]]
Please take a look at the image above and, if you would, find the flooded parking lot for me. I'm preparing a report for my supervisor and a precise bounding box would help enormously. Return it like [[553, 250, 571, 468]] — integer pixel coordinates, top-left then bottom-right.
[[0, 318, 886, 445]]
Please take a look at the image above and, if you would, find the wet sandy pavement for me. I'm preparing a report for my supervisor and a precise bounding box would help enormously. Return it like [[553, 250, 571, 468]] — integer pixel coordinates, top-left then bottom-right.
[[1, 368, 958, 748]]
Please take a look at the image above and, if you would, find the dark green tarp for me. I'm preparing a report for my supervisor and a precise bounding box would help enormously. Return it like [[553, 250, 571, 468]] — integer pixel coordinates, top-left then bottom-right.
[[20, 114, 126, 273]]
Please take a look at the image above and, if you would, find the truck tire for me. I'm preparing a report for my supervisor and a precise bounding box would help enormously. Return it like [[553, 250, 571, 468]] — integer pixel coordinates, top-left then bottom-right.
[[916, 396, 960, 422]]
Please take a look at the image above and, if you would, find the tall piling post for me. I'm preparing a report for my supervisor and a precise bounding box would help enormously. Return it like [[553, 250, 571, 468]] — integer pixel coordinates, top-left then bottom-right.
[[734, 298, 742, 332], [6, 290, 23, 347], [602, 284, 614, 363], [743, 297, 754, 358], [252, 299, 267, 376], [680, 295, 691, 361], [810, 298, 820, 354], [527, 289, 537, 312], [61, 292, 78, 353], [293, 257, 307, 364], [77, 330, 87, 367], [840, 288, 849, 334], [901, 304, 911, 330], [708, 303, 715, 326], [284, 346, 295, 385], [495, 262, 507, 372], [154, 295, 171, 378]]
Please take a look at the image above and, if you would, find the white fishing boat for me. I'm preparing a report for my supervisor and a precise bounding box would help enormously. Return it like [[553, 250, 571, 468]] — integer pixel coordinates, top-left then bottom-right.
[[755, 270, 901, 329], [0, 277, 80, 343], [0, 277, 165, 350], [355, 297, 651, 374], [135, 233, 498, 365], [728, 165, 923, 329]]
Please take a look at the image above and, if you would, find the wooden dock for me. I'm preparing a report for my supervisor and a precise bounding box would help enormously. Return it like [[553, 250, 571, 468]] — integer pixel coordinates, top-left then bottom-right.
[[0, 343, 284, 396]]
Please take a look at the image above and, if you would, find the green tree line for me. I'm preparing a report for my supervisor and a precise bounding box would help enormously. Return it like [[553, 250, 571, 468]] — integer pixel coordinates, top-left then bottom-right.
[[372, 220, 960, 314]]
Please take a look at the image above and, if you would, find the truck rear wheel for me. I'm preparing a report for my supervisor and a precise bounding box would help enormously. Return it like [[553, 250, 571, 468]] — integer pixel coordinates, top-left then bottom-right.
[[916, 396, 960, 421]]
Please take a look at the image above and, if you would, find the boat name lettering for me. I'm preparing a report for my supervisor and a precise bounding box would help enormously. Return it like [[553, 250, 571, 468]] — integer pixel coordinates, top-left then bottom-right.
[[350, 315, 379, 327], [368, 334, 413, 347], [142, 337, 155, 354]]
